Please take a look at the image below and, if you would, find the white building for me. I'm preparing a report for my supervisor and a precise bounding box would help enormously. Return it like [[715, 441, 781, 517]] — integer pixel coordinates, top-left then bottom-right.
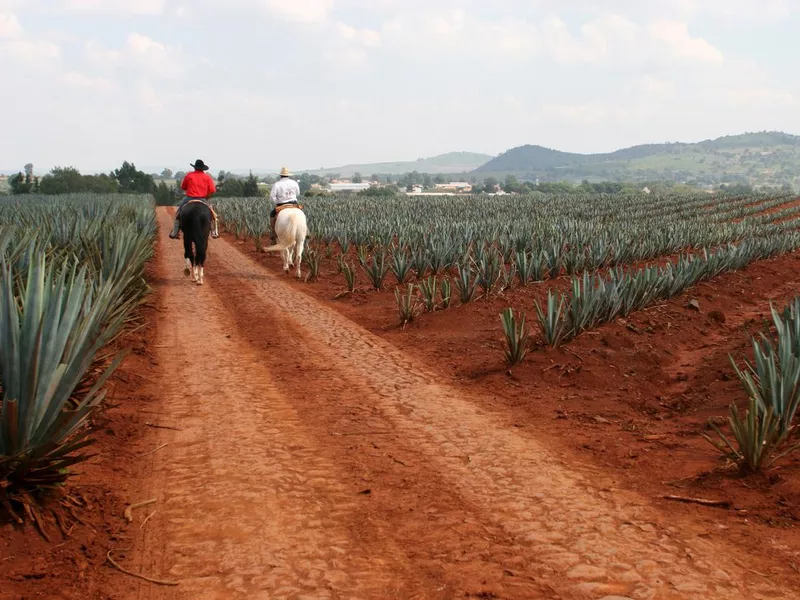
[[329, 182, 372, 192]]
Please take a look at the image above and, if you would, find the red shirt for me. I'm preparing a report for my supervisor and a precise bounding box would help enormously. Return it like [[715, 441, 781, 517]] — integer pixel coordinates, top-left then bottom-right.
[[181, 171, 217, 198]]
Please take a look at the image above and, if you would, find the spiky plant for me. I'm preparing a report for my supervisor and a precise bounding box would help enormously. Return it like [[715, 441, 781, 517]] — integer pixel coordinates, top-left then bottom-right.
[[703, 399, 800, 474], [356, 244, 369, 269], [305, 248, 322, 281], [440, 278, 452, 309], [500, 308, 530, 367], [474, 247, 503, 296], [340, 260, 357, 293], [0, 251, 128, 521], [395, 285, 418, 327], [363, 249, 389, 290], [454, 263, 478, 304], [534, 290, 569, 347], [391, 247, 412, 284], [418, 276, 438, 312]]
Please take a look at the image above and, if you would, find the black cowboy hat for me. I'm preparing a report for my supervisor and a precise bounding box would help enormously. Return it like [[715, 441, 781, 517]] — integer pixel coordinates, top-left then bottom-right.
[[190, 159, 209, 171]]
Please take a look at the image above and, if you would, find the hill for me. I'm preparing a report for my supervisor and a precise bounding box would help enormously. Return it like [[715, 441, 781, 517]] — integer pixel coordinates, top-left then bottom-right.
[[303, 152, 493, 177], [474, 131, 800, 188]]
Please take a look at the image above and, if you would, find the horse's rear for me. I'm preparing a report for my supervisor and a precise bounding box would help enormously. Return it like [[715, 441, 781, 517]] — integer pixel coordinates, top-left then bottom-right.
[[263, 207, 307, 279], [180, 202, 212, 285]]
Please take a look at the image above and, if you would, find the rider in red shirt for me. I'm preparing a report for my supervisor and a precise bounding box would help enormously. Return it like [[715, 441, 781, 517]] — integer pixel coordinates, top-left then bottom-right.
[[169, 159, 219, 239]]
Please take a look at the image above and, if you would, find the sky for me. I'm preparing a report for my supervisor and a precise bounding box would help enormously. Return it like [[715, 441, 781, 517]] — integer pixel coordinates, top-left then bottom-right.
[[1, 0, 799, 174]]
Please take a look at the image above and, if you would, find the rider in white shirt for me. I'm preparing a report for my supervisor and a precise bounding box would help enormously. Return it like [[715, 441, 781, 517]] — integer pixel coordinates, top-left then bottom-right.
[[270, 167, 301, 242]]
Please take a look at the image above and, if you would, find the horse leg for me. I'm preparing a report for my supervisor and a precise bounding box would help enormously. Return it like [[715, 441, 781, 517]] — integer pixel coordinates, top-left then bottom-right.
[[183, 237, 193, 277], [282, 248, 290, 274], [294, 237, 305, 279]]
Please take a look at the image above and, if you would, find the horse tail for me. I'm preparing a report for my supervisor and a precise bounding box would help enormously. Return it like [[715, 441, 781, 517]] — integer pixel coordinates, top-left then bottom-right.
[[262, 212, 300, 252]]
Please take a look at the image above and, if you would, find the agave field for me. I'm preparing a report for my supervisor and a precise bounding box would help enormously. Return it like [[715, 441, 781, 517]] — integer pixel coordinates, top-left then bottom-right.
[[216, 191, 800, 474], [0, 194, 155, 524], [216, 191, 800, 338]]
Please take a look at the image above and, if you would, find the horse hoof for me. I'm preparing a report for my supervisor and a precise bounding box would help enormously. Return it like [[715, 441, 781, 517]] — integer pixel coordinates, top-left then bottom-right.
[[183, 268, 191, 277]]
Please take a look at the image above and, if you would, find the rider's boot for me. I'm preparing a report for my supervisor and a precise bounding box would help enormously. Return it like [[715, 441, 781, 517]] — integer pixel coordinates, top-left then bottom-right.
[[169, 219, 180, 239], [211, 219, 220, 239]]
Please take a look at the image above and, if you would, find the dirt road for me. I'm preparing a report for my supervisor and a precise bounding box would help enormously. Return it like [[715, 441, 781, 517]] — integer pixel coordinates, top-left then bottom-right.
[[126, 208, 796, 599]]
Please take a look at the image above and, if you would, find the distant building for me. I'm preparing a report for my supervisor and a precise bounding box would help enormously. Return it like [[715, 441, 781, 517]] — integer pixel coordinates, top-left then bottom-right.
[[642, 186, 651, 194], [330, 182, 371, 192], [409, 184, 424, 194], [434, 182, 473, 192]]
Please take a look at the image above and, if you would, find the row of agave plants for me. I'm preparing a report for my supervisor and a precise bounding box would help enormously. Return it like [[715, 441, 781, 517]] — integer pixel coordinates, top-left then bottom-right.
[[215, 192, 800, 281], [0, 194, 156, 525]]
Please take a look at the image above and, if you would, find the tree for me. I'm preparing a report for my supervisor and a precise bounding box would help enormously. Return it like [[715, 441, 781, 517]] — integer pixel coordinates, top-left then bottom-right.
[[9, 173, 32, 194], [352, 172, 363, 183], [174, 171, 187, 184], [154, 181, 180, 205], [114, 161, 156, 194], [483, 177, 499, 193], [504, 175, 522, 193], [423, 173, 433, 189], [24, 163, 33, 180], [242, 171, 260, 197], [161, 168, 173, 179]]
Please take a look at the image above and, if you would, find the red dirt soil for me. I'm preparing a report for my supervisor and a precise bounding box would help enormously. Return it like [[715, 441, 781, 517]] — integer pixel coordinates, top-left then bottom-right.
[[4, 209, 800, 599], [234, 231, 800, 578]]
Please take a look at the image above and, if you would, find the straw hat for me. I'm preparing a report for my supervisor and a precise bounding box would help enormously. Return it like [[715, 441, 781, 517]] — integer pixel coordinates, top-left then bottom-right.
[[279, 166, 292, 177]]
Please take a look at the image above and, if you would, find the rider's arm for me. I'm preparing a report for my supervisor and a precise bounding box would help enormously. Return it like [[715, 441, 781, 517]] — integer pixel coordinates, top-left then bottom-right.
[[270, 181, 278, 203], [180, 173, 189, 191], [206, 175, 217, 199]]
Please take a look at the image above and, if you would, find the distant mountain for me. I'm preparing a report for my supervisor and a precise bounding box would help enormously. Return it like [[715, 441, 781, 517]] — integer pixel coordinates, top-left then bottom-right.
[[304, 152, 493, 177], [473, 131, 800, 187]]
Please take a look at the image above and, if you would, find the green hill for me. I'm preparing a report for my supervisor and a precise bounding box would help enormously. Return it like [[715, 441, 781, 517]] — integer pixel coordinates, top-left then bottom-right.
[[474, 131, 800, 188], [304, 151, 493, 177]]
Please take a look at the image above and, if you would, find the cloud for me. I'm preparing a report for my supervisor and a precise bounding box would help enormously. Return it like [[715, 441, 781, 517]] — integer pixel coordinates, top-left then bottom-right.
[[648, 20, 724, 63], [335, 22, 381, 47], [2, 38, 59, 67], [59, 0, 165, 15], [60, 71, 116, 93], [259, 0, 333, 23], [0, 11, 22, 37], [0, 12, 59, 70], [85, 33, 182, 78]]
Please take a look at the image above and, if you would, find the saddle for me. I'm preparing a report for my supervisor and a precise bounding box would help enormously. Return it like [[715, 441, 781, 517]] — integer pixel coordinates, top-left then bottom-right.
[[275, 203, 304, 216], [185, 199, 218, 220]]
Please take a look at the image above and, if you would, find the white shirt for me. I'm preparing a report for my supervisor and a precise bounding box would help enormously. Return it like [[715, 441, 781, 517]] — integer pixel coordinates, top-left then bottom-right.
[[270, 177, 300, 206]]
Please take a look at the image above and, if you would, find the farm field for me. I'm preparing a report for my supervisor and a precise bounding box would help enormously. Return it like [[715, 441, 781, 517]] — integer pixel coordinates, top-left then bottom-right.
[[4, 192, 800, 598]]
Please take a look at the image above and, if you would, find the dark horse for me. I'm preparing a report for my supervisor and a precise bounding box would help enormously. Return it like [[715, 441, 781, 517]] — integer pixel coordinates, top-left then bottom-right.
[[180, 200, 212, 285]]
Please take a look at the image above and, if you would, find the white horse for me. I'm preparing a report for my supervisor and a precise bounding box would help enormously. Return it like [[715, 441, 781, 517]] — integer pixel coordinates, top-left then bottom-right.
[[262, 207, 307, 279]]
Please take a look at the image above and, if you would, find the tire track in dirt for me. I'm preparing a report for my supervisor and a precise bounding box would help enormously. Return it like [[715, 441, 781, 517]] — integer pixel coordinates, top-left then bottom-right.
[[129, 210, 436, 600], [200, 222, 799, 600]]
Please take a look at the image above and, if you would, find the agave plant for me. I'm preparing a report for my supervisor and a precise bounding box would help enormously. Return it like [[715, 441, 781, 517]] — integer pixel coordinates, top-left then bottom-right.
[[440, 278, 452, 309], [454, 262, 478, 304], [340, 260, 357, 293], [500, 307, 530, 367], [703, 399, 800, 474], [305, 248, 322, 281], [534, 290, 569, 347], [418, 276, 438, 312], [391, 247, 412, 284], [362, 249, 389, 290], [0, 250, 128, 520], [395, 285, 417, 327]]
